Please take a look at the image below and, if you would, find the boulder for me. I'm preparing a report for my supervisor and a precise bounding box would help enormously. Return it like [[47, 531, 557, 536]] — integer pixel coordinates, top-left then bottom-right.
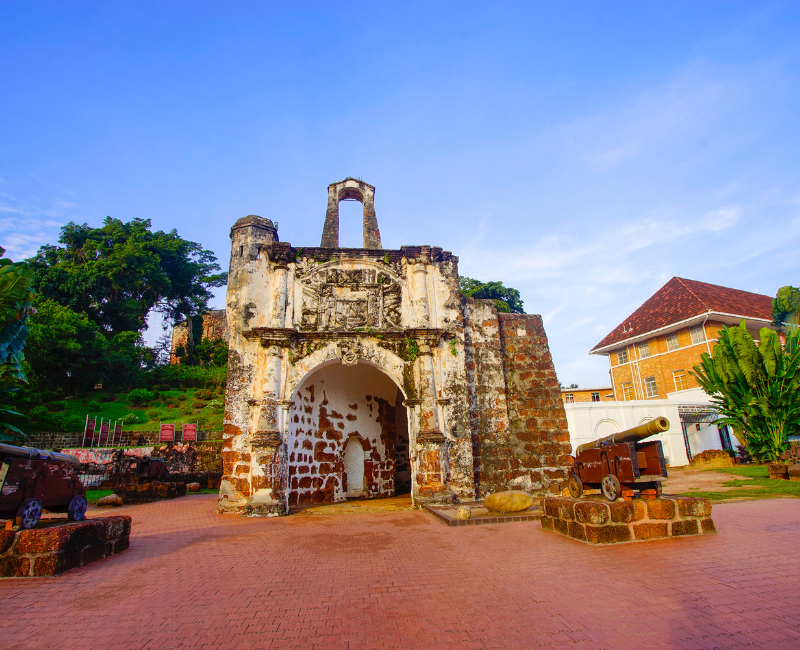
[[187, 482, 201, 492], [455, 506, 471, 520], [484, 490, 534, 513], [96, 494, 124, 507]]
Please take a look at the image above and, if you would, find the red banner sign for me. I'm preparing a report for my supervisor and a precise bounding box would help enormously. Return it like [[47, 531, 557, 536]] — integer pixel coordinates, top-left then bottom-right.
[[84, 418, 96, 447], [114, 421, 123, 445], [99, 420, 110, 445], [159, 423, 175, 442], [182, 423, 197, 442]]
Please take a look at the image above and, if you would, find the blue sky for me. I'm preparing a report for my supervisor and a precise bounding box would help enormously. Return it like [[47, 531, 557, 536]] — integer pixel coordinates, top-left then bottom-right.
[[2, 2, 799, 387]]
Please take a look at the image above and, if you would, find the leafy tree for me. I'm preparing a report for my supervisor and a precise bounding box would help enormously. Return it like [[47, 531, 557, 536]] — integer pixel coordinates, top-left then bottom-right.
[[25, 300, 154, 391], [0, 246, 36, 380], [28, 217, 226, 338], [459, 276, 524, 313], [692, 321, 800, 463], [773, 285, 800, 334]]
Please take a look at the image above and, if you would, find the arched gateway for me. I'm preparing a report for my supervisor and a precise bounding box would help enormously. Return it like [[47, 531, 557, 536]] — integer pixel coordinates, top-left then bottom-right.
[[218, 179, 571, 516]]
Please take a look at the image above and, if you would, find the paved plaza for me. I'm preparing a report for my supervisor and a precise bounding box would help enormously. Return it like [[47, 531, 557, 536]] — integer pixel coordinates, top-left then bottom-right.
[[1, 495, 799, 649]]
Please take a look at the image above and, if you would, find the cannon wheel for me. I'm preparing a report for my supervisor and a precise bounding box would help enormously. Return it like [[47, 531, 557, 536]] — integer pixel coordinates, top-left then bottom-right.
[[568, 475, 583, 498], [601, 475, 622, 502], [68, 495, 88, 521], [16, 498, 43, 530]]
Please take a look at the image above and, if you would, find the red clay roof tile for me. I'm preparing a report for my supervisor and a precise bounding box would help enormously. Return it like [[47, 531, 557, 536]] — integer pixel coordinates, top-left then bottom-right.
[[591, 277, 773, 352]]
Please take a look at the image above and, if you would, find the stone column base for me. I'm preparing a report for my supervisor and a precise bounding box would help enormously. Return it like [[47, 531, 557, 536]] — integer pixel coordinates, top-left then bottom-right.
[[415, 483, 454, 506], [541, 496, 715, 544]]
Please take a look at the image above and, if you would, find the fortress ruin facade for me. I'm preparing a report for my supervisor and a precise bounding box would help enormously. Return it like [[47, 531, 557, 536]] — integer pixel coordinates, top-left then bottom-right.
[[219, 178, 571, 515]]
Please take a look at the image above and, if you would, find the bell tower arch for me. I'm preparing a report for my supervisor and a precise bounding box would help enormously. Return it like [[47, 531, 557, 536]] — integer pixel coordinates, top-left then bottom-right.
[[320, 178, 382, 249]]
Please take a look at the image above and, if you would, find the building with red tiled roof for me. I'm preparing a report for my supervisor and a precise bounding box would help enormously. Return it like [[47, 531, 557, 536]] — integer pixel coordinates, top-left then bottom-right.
[[590, 277, 773, 402]]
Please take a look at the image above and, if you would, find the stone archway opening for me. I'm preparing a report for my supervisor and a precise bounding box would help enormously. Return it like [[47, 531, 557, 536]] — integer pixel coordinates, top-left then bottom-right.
[[287, 361, 409, 507]]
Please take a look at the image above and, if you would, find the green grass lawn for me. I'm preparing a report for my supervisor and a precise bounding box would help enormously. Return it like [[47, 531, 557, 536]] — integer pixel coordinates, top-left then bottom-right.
[[44, 388, 225, 432], [86, 489, 114, 503], [678, 465, 800, 501]]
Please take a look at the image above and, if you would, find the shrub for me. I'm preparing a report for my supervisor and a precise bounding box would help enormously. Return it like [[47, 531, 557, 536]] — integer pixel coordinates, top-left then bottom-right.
[[30, 405, 48, 419], [46, 400, 68, 412], [122, 412, 143, 423], [99, 393, 117, 402], [86, 400, 101, 412], [145, 408, 161, 421], [176, 394, 187, 402], [126, 388, 157, 406], [180, 403, 195, 416], [208, 399, 224, 413], [190, 400, 205, 410], [60, 414, 86, 432]]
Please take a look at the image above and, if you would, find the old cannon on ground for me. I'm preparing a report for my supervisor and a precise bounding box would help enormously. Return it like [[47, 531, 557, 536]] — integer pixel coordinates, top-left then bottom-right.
[[0, 443, 87, 529], [568, 417, 670, 501]]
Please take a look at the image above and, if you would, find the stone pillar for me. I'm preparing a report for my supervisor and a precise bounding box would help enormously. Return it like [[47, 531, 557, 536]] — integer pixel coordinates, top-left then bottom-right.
[[321, 184, 340, 248], [271, 262, 289, 327], [361, 189, 381, 250], [247, 345, 288, 515]]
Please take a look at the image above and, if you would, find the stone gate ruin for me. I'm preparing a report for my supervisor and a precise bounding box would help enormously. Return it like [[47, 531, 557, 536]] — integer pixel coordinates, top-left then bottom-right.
[[219, 178, 571, 515]]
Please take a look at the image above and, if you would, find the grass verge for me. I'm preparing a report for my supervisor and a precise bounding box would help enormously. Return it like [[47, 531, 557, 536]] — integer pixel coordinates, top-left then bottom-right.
[[678, 465, 800, 501], [86, 489, 114, 504]]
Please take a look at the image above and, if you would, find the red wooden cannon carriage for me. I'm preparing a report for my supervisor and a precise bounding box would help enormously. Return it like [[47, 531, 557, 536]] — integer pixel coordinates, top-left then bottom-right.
[[0, 443, 87, 529], [568, 417, 670, 501]]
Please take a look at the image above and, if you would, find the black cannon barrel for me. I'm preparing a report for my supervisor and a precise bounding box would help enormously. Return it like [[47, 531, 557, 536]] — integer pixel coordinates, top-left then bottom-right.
[[575, 417, 670, 455], [0, 442, 80, 466]]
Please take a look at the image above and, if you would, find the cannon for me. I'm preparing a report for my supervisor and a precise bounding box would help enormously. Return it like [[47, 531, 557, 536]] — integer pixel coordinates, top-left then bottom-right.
[[568, 417, 670, 501], [0, 443, 87, 529]]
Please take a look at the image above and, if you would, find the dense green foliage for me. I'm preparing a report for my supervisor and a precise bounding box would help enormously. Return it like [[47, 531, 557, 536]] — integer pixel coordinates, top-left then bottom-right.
[[459, 276, 524, 314], [29, 217, 226, 336], [0, 247, 37, 441], [692, 321, 800, 463], [773, 285, 800, 334], [0, 247, 36, 381], [174, 336, 229, 367]]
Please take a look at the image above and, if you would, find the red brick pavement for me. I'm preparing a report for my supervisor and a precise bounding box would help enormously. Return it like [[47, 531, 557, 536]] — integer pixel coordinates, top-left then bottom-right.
[[1, 496, 799, 649]]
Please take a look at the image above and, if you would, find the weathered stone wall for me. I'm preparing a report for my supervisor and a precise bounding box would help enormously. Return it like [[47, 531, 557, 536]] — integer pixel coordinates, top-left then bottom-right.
[[0, 516, 131, 577], [170, 309, 230, 363], [462, 298, 512, 498], [287, 363, 404, 506], [496, 313, 572, 497]]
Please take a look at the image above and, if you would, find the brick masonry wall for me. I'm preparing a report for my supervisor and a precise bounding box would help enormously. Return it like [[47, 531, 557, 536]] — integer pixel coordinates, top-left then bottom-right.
[[463, 299, 512, 498], [609, 320, 725, 400], [491, 314, 572, 498]]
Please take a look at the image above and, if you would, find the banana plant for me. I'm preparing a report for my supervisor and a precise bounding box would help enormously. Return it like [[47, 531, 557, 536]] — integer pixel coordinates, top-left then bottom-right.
[[773, 285, 800, 334], [692, 320, 800, 463]]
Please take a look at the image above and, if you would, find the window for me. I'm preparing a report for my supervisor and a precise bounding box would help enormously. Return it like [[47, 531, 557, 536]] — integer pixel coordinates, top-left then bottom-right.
[[591, 392, 600, 402], [622, 382, 635, 401], [617, 349, 629, 365], [644, 376, 658, 398], [690, 326, 706, 345], [564, 394, 575, 403], [666, 333, 680, 351], [673, 370, 689, 392], [638, 341, 651, 359]]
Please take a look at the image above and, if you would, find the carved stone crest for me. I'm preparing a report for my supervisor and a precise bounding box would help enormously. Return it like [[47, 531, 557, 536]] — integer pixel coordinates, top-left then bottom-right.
[[298, 265, 402, 331]]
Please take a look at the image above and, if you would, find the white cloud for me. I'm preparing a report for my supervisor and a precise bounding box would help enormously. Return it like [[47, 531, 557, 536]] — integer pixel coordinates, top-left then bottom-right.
[[0, 194, 78, 259]]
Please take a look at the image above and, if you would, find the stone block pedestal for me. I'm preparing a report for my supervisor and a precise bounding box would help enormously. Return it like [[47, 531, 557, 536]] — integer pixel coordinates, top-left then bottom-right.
[[541, 496, 715, 544], [0, 516, 132, 577]]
